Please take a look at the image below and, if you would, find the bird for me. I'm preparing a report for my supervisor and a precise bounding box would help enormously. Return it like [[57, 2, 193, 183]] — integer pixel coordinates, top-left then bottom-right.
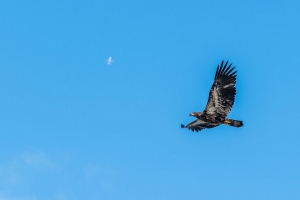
[[181, 60, 243, 132], [106, 56, 114, 65]]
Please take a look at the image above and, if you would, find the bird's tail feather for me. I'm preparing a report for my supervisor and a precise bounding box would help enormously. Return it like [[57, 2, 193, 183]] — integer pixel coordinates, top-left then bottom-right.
[[223, 119, 243, 127]]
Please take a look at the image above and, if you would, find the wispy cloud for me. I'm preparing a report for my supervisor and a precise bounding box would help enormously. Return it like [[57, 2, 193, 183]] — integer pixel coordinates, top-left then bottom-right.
[[21, 151, 55, 169], [54, 194, 66, 200], [0, 150, 56, 186], [0, 151, 116, 199], [0, 150, 58, 200], [84, 164, 117, 191], [0, 192, 37, 200]]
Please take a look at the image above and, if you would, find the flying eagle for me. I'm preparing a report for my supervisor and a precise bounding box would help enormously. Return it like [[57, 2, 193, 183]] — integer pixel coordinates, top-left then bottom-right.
[[181, 60, 243, 132]]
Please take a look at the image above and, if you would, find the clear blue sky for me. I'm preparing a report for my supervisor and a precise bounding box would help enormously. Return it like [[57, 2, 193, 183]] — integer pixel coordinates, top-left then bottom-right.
[[1, 0, 300, 199]]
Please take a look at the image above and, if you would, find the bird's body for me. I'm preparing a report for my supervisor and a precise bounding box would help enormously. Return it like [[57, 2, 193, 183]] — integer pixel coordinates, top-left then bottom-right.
[[181, 60, 243, 132], [106, 56, 114, 65]]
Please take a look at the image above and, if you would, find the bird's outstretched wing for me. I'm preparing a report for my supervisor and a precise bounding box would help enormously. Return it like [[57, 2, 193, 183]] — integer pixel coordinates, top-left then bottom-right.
[[205, 60, 237, 116], [181, 119, 218, 132]]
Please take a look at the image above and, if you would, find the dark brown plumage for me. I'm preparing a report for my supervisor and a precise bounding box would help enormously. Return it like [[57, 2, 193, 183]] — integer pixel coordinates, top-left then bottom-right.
[[181, 60, 243, 132]]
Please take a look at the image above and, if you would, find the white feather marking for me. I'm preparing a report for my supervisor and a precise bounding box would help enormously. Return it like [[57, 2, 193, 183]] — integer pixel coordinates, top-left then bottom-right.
[[223, 83, 234, 88], [213, 88, 219, 107]]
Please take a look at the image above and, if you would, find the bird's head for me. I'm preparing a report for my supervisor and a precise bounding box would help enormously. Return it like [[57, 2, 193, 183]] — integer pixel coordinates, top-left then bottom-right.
[[189, 112, 197, 116], [189, 112, 202, 117]]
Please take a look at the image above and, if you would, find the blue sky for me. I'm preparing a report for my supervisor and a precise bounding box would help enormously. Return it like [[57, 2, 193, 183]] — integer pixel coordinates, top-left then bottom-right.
[[1, 0, 300, 199]]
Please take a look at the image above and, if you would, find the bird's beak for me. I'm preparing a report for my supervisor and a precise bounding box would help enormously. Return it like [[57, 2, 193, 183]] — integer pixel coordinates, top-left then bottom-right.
[[189, 113, 193, 116]]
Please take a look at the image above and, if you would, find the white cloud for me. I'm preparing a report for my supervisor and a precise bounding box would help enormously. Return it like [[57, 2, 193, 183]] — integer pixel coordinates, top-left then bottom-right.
[[0, 192, 66, 200], [0, 151, 116, 199], [21, 151, 55, 169], [0, 192, 37, 200], [0, 150, 56, 187], [54, 194, 66, 200], [0, 150, 60, 200], [83, 164, 117, 191]]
